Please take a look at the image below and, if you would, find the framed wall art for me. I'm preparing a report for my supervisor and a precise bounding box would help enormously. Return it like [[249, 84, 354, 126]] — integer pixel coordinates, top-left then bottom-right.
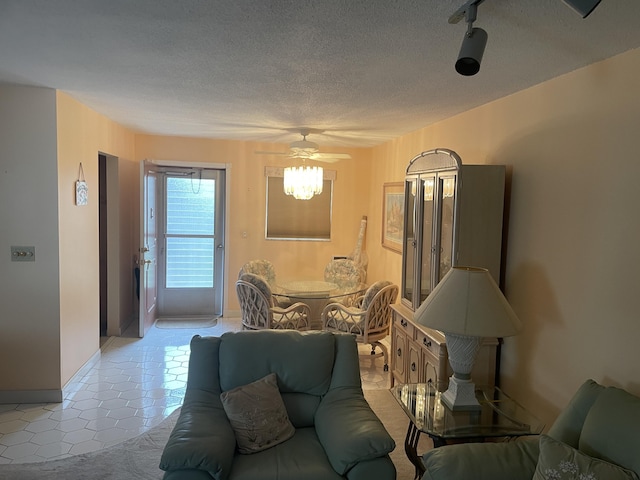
[[381, 182, 404, 253]]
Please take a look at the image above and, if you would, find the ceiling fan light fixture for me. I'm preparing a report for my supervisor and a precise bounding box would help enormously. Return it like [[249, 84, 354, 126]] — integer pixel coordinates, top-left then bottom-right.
[[283, 165, 323, 200], [289, 137, 319, 159], [290, 139, 319, 151], [289, 148, 316, 159]]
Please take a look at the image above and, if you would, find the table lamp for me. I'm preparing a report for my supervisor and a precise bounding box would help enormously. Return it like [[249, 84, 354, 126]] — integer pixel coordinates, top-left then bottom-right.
[[414, 266, 522, 410]]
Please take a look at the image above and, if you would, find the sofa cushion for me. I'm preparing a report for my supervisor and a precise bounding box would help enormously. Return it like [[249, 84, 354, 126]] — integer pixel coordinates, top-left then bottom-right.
[[534, 435, 638, 480], [280, 392, 321, 428], [579, 386, 640, 475], [220, 373, 295, 454], [229, 427, 343, 480], [421, 437, 539, 480], [547, 379, 605, 448], [218, 330, 335, 396]]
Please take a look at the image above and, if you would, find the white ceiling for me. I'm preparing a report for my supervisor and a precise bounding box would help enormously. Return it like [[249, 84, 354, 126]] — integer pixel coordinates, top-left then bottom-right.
[[1, 0, 640, 148]]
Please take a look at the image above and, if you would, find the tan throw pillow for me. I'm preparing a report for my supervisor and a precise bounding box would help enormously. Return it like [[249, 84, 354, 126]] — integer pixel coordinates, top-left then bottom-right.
[[220, 373, 295, 454], [533, 435, 639, 480]]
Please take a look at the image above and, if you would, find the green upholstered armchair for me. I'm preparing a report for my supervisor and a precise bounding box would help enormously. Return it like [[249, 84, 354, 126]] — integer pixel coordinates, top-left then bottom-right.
[[421, 379, 640, 480], [159, 330, 396, 480]]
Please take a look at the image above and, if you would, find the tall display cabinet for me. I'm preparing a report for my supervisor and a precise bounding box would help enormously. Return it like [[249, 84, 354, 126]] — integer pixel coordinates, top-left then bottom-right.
[[390, 148, 506, 390]]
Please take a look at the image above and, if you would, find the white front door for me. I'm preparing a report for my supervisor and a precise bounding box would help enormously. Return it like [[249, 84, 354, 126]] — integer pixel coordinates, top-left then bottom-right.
[[157, 168, 226, 317], [139, 160, 158, 337]]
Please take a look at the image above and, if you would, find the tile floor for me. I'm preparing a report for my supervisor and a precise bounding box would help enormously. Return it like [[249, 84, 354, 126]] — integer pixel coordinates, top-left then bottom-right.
[[0, 317, 390, 464]]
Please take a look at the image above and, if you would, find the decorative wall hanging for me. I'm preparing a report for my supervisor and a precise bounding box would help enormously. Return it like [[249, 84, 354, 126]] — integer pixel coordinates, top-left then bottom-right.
[[381, 182, 404, 253], [75, 163, 88, 206]]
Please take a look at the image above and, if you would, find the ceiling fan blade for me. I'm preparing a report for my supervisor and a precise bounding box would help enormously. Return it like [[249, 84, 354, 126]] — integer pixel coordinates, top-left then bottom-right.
[[312, 157, 341, 164], [255, 150, 289, 156], [313, 152, 351, 160], [254, 129, 353, 161]]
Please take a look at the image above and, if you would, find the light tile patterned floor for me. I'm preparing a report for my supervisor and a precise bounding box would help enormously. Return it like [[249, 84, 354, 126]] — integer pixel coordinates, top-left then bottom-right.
[[0, 317, 390, 464]]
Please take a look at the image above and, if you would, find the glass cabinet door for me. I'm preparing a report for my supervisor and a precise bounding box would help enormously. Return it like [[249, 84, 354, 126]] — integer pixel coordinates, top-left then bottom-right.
[[419, 175, 435, 304], [437, 173, 456, 283], [401, 179, 417, 306], [401, 174, 442, 310]]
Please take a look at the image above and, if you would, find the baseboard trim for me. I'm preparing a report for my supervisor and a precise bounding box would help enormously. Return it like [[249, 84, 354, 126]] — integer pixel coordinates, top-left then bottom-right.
[[0, 346, 104, 405], [0, 389, 63, 404], [62, 347, 102, 394]]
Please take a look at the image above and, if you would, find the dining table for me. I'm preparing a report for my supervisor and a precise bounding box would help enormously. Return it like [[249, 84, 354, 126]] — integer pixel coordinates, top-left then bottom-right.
[[272, 280, 368, 330]]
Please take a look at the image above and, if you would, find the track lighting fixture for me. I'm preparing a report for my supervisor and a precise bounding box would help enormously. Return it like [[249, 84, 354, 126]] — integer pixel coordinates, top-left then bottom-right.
[[449, 0, 488, 76], [561, 0, 602, 18]]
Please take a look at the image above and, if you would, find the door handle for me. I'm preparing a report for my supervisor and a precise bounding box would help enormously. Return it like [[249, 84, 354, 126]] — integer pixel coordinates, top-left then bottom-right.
[[216, 244, 224, 250]]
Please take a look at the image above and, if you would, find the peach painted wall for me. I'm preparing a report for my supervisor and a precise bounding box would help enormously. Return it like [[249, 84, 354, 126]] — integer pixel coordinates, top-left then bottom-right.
[[366, 47, 640, 429], [134, 135, 372, 315], [56, 92, 136, 385]]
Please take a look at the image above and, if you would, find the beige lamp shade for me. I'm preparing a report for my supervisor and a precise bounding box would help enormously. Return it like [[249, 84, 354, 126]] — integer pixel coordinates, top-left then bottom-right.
[[415, 266, 522, 338]]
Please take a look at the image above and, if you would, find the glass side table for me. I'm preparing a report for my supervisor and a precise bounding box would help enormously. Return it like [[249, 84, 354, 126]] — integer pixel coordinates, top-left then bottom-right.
[[391, 383, 545, 479]]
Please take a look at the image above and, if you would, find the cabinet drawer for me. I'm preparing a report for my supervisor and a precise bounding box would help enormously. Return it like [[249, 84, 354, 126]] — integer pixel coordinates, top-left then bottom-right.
[[415, 331, 440, 358], [393, 312, 415, 337]]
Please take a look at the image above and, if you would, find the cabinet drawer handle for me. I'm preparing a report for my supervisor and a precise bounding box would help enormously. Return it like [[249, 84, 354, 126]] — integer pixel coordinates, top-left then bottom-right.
[[423, 338, 432, 347], [397, 348, 402, 357], [411, 362, 416, 372], [400, 319, 407, 328]]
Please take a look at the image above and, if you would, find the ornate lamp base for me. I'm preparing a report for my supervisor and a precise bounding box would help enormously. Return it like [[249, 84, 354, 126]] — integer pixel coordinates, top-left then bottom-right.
[[442, 332, 483, 411], [441, 375, 481, 411]]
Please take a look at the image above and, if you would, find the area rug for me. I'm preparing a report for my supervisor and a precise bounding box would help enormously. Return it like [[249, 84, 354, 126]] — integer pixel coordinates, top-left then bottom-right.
[[0, 409, 180, 480], [155, 316, 218, 329], [0, 389, 432, 480]]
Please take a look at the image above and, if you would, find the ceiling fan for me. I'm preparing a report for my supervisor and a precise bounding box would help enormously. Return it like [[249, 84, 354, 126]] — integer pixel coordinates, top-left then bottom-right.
[[255, 129, 352, 163]]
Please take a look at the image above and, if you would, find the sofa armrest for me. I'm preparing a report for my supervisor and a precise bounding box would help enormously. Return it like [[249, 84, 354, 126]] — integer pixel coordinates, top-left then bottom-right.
[[421, 436, 539, 480], [315, 387, 395, 475], [159, 395, 236, 480], [346, 455, 396, 480]]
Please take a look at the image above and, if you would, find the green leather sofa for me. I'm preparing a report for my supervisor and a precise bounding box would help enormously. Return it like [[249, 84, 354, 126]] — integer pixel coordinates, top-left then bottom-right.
[[421, 379, 640, 479], [159, 330, 396, 480]]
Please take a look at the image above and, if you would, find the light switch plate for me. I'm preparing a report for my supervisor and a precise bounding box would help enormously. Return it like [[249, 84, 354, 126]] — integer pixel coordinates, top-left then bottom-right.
[[11, 246, 35, 262]]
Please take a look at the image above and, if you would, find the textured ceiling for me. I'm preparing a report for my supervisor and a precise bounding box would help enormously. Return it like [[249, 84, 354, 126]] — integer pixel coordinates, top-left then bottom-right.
[[1, 0, 640, 148]]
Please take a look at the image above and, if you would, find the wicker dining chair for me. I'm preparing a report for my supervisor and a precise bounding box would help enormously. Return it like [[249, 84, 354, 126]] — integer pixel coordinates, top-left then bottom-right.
[[238, 259, 278, 289], [238, 259, 293, 307], [236, 273, 310, 331], [324, 258, 364, 289], [321, 280, 398, 371]]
